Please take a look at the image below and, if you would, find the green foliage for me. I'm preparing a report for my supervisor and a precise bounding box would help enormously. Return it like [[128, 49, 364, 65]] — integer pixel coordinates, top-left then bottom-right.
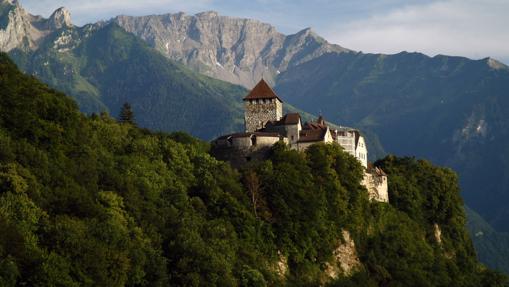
[[0, 53, 506, 286], [118, 102, 135, 125]]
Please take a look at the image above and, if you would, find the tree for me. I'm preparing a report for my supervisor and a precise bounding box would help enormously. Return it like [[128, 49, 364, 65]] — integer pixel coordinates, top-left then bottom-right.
[[244, 171, 262, 219], [119, 102, 135, 125]]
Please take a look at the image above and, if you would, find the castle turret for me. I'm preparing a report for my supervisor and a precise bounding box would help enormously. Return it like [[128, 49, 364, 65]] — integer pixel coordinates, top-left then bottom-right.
[[243, 79, 283, 132]]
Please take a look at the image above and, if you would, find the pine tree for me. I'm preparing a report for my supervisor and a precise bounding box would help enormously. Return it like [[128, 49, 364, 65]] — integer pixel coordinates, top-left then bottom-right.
[[119, 102, 135, 125]]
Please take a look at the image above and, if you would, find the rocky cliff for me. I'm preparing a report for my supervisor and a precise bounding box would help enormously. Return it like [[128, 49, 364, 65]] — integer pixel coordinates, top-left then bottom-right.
[[113, 11, 349, 88], [0, 0, 72, 52]]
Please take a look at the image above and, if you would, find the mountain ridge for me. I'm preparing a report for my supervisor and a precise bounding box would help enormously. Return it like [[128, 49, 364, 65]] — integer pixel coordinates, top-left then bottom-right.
[[0, 1, 74, 51], [112, 11, 350, 88]]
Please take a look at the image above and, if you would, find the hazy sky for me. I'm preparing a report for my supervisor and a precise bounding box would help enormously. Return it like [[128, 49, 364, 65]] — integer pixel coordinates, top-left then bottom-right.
[[17, 0, 509, 64]]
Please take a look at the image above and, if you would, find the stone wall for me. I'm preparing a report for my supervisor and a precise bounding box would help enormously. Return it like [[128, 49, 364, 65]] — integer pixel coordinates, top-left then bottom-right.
[[362, 172, 389, 202], [244, 99, 282, 132], [211, 145, 273, 169], [295, 140, 323, 151], [231, 136, 253, 148]]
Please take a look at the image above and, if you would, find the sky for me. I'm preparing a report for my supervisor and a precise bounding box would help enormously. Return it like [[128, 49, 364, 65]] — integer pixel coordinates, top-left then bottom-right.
[[17, 0, 509, 64]]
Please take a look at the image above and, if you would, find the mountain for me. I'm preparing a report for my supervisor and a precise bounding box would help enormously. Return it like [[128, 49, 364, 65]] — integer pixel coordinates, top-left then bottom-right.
[[1, 1, 328, 140], [467, 207, 509, 274], [274, 52, 509, 234], [1, 0, 251, 139], [0, 0, 71, 51], [0, 52, 506, 285], [113, 11, 349, 88]]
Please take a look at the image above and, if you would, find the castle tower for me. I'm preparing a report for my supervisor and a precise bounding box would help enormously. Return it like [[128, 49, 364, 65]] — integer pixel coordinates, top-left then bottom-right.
[[243, 79, 283, 132]]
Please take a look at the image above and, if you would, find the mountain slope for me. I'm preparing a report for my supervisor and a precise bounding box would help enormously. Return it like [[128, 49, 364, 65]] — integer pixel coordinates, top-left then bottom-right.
[[113, 11, 349, 88], [2, 2, 328, 141], [467, 207, 509, 274], [0, 0, 253, 139], [0, 53, 506, 285], [275, 51, 509, 231], [10, 22, 247, 139]]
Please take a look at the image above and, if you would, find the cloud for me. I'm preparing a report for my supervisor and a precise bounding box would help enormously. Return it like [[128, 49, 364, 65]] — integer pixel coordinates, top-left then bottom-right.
[[324, 0, 509, 63]]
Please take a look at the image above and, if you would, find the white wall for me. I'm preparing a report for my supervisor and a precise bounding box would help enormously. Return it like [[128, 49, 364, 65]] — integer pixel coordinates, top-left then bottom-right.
[[256, 136, 281, 147], [355, 136, 368, 168], [286, 122, 301, 146]]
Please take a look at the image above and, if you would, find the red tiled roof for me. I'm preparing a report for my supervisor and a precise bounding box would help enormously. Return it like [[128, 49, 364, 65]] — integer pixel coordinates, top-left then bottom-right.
[[282, 113, 301, 125], [298, 129, 327, 143], [243, 79, 283, 102], [303, 116, 329, 131], [266, 113, 301, 127]]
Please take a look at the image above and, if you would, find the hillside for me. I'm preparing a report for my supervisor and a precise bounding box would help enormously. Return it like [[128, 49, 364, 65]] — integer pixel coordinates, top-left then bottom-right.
[[467, 207, 509, 275], [275, 51, 509, 233], [0, 53, 506, 286], [9, 20, 248, 139]]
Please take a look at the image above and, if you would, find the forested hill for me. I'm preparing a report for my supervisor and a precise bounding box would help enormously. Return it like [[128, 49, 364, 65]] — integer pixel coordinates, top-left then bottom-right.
[[0, 53, 506, 286]]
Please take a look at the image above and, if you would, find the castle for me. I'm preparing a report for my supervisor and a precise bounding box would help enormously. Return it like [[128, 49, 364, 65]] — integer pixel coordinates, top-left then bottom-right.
[[213, 79, 388, 202]]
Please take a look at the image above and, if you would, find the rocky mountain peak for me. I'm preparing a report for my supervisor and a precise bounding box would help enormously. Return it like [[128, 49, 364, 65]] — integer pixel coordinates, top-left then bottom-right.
[[195, 11, 219, 18], [0, 0, 34, 51], [486, 57, 508, 70], [0, 2, 74, 53], [113, 11, 350, 88], [291, 27, 326, 43], [297, 27, 313, 35], [1, 0, 18, 6], [49, 7, 72, 29]]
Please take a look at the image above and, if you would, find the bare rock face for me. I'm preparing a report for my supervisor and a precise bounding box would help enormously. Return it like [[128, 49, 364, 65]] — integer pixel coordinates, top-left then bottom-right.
[[434, 223, 443, 244], [113, 12, 350, 88], [48, 7, 72, 30], [0, 1, 72, 52], [275, 251, 288, 278], [323, 230, 362, 283], [0, 0, 34, 51]]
